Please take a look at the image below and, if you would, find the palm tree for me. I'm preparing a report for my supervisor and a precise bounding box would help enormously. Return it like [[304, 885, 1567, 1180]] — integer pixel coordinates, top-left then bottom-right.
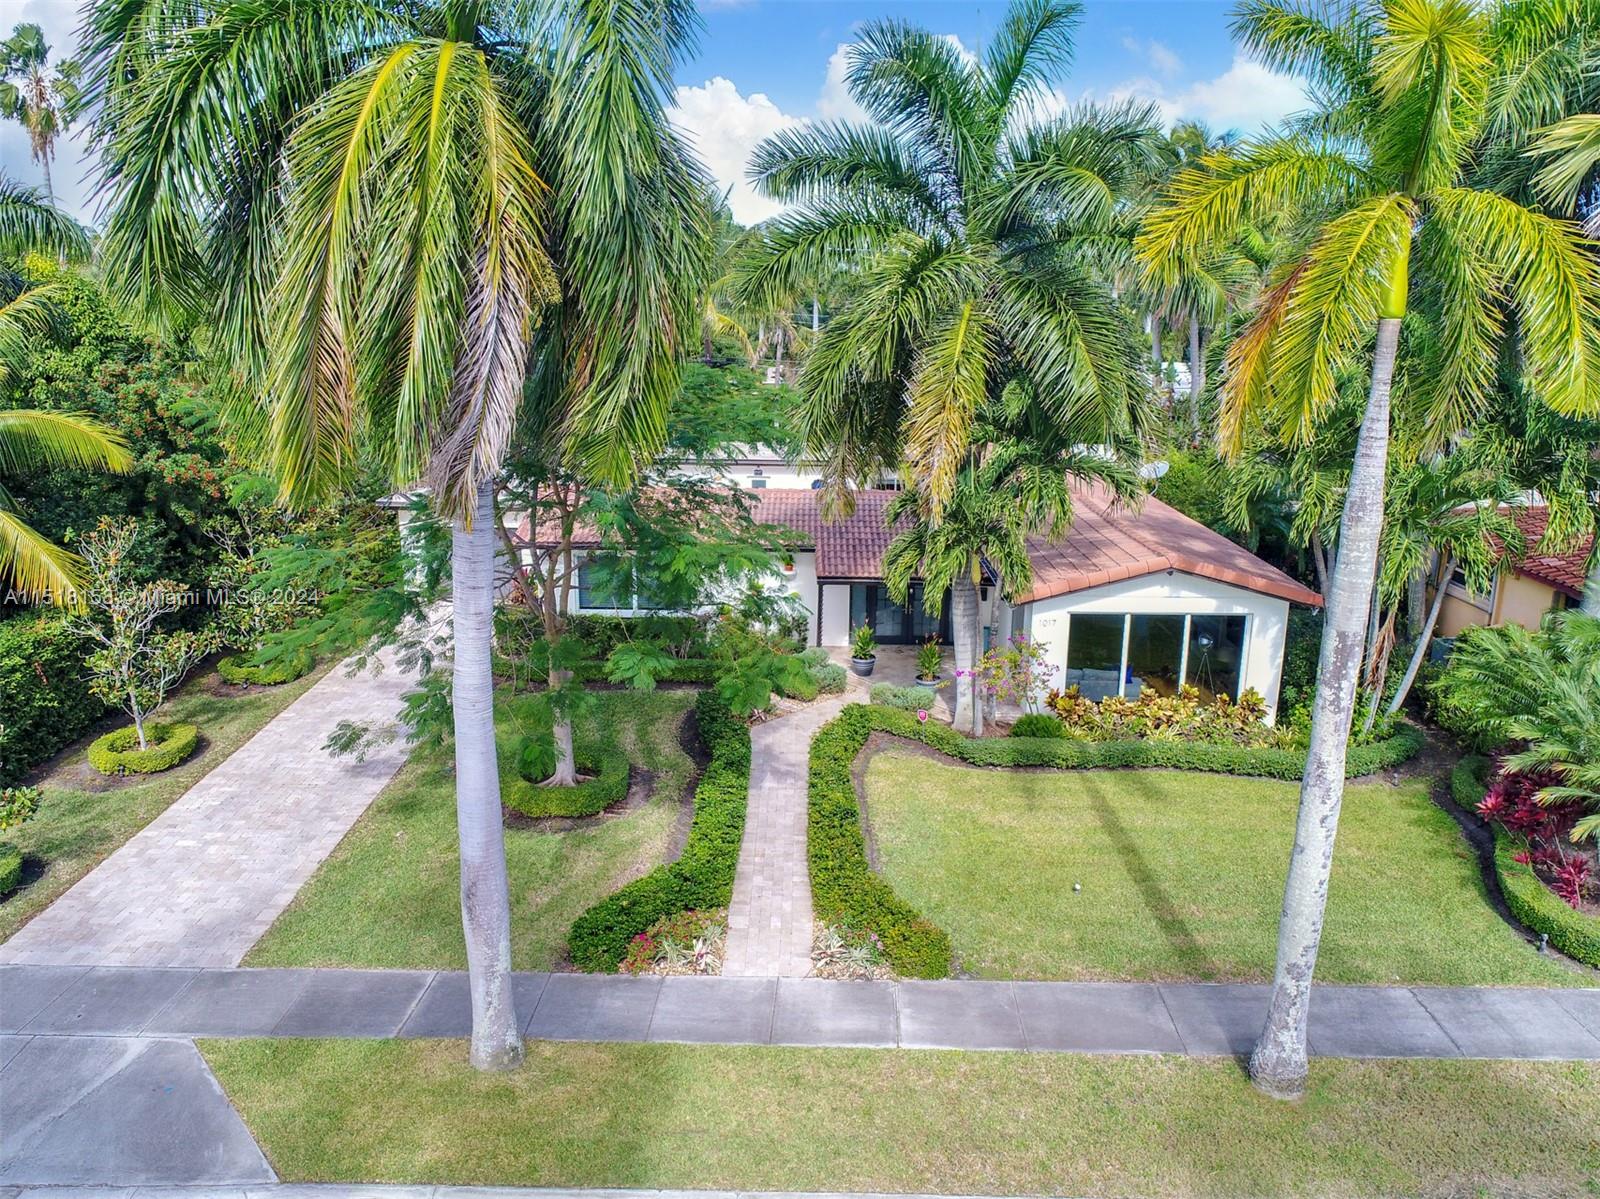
[[86, 0, 708, 1071], [736, 0, 1158, 518], [0, 24, 79, 203], [0, 179, 121, 603], [1138, 0, 1600, 1099]]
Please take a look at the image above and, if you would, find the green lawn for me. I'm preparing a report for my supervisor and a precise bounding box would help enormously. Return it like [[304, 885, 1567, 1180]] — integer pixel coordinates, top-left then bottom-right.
[[865, 749, 1580, 986], [0, 662, 330, 945], [203, 1038, 1600, 1197], [246, 687, 697, 970]]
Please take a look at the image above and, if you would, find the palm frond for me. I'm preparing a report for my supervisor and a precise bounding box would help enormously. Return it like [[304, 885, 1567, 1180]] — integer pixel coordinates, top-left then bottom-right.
[[1529, 114, 1600, 223], [0, 176, 88, 259], [0, 409, 133, 475], [982, 0, 1080, 118], [903, 298, 993, 511], [0, 503, 85, 606]]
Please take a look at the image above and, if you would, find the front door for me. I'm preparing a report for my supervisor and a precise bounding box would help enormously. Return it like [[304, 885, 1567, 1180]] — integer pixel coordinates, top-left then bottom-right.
[[848, 583, 951, 644]]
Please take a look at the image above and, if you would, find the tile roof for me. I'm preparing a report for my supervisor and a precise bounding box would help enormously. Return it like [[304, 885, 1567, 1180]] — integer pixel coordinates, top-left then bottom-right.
[[519, 483, 1322, 606], [1496, 507, 1593, 598]]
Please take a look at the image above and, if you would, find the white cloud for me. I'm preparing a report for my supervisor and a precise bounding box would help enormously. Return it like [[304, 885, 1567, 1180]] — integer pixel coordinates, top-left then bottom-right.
[[1121, 37, 1183, 78], [816, 43, 868, 124], [671, 76, 804, 225], [1110, 55, 1308, 134]]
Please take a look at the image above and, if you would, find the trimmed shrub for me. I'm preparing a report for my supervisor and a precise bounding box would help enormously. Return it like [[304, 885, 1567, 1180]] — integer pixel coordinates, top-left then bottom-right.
[[87, 722, 200, 776], [0, 786, 41, 831], [0, 616, 107, 784], [568, 690, 751, 971], [1009, 713, 1066, 739], [0, 842, 20, 897], [808, 661, 847, 695], [810, 706, 952, 978], [216, 648, 315, 686], [504, 751, 630, 819], [1451, 757, 1600, 969], [798, 646, 831, 668], [856, 703, 1421, 779], [497, 656, 718, 688], [869, 683, 928, 713], [780, 669, 821, 702]]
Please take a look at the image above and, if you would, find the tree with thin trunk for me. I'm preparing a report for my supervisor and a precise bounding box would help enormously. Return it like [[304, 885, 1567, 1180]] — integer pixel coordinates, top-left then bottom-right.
[[0, 25, 78, 203], [87, 0, 709, 1071], [1138, 0, 1600, 1099]]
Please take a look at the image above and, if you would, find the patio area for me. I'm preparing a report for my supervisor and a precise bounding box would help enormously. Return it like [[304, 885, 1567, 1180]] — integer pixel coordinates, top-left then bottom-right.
[[820, 645, 1025, 726]]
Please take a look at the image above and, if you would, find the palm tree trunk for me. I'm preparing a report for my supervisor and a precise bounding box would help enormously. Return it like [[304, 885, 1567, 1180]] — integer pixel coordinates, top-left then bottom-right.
[[1187, 315, 1203, 444], [1387, 553, 1452, 715], [1583, 553, 1600, 617], [1248, 314, 1399, 1100], [951, 574, 982, 737], [452, 482, 522, 1072], [812, 297, 820, 332], [1150, 314, 1162, 376], [1309, 531, 1329, 598], [40, 152, 53, 206]]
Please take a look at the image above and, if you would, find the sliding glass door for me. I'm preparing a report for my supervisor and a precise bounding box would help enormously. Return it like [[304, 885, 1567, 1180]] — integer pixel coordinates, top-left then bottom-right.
[[848, 583, 951, 644], [1060, 612, 1248, 702]]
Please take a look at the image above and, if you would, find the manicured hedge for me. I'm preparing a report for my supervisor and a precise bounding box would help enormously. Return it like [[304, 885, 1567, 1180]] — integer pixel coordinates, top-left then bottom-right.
[[853, 704, 1422, 779], [0, 842, 21, 896], [810, 706, 953, 978], [504, 751, 630, 819], [87, 722, 200, 776], [217, 649, 314, 686], [808, 662, 847, 694], [1450, 757, 1600, 969], [0, 616, 107, 784], [496, 656, 718, 688], [567, 689, 751, 971]]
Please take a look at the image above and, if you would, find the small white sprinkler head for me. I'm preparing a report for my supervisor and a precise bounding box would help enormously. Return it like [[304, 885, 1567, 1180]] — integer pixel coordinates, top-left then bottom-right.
[[1072, 882, 1082, 893]]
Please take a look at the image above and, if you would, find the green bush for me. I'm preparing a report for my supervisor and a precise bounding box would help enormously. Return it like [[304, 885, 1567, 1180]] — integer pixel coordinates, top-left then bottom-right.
[[798, 646, 831, 668], [1009, 713, 1066, 739], [0, 786, 41, 831], [808, 662, 847, 694], [87, 722, 201, 776], [1450, 758, 1600, 969], [568, 689, 751, 971], [0, 616, 107, 784], [869, 683, 929, 713], [217, 648, 315, 686], [856, 703, 1422, 779], [497, 655, 718, 688], [503, 750, 630, 819], [810, 707, 953, 978], [564, 614, 706, 657], [780, 669, 821, 702], [0, 842, 20, 897]]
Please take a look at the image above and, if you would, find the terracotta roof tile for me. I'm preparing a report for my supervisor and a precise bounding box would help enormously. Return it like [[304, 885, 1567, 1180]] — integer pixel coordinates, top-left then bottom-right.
[[1493, 507, 1592, 598]]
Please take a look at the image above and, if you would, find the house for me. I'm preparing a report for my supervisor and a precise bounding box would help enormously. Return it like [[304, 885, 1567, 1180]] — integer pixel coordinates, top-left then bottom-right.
[[517, 483, 1321, 721], [1436, 505, 1593, 637]]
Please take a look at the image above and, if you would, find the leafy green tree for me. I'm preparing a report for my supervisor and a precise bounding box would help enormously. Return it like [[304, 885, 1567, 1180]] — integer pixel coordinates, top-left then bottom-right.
[[0, 25, 79, 202], [87, 0, 709, 1070], [736, 0, 1158, 514], [1138, 0, 1600, 1098]]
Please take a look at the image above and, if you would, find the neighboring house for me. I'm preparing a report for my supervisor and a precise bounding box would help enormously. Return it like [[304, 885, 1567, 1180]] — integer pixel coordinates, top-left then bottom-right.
[[1436, 506, 1593, 638], [515, 483, 1321, 721]]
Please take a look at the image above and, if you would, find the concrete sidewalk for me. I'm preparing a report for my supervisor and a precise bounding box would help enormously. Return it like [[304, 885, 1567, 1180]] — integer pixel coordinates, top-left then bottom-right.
[[5, 965, 1599, 1060]]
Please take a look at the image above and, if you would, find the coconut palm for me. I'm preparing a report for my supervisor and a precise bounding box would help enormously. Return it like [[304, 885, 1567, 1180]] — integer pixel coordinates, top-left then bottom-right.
[[86, 0, 708, 1071], [736, 0, 1160, 517], [1138, 0, 1600, 1098], [0, 24, 79, 203]]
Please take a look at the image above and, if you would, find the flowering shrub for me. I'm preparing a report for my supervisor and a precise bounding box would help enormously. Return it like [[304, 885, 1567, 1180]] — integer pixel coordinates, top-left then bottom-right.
[[812, 923, 892, 981], [0, 786, 41, 832], [1045, 684, 1280, 747], [971, 633, 1053, 714], [1474, 761, 1594, 910], [618, 908, 726, 975]]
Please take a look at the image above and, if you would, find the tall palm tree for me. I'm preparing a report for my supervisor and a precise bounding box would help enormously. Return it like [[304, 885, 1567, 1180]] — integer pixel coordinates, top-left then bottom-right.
[[0, 179, 122, 603], [1138, 0, 1600, 1099], [0, 24, 79, 203], [86, 0, 708, 1071], [736, 0, 1159, 518]]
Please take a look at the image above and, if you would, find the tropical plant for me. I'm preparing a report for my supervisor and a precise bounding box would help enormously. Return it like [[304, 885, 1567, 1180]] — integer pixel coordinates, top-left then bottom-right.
[[915, 637, 942, 681], [1137, 0, 1600, 1098], [850, 622, 877, 661], [736, 0, 1159, 515], [1435, 611, 1600, 839], [0, 24, 79, 202], [86, 0, 709, 1070]]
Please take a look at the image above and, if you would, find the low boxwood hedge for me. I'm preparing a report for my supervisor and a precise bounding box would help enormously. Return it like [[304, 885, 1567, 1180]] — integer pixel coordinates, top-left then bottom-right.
[[1450, 757, 1600, 969], [216, 649, 315, 686], [496, 657, 719, 688], [567, 689, 751, 971], [503, 751, 630, 819], [810, 707, 953, 979], [0, 842, 21, 896], [87, 722, 201, 776], [855, 704, 1422, 779]]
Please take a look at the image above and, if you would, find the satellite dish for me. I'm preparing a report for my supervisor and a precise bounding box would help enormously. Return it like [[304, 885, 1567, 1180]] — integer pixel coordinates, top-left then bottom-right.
[[1139, 460, 1171, 480]]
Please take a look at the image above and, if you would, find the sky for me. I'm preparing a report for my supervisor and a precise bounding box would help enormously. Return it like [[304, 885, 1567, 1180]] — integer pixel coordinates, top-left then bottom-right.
[[0, 0, 1309, 228]]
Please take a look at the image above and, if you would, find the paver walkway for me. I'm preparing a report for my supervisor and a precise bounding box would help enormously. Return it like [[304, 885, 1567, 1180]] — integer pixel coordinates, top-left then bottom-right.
[[6, 965, 1599, 1060], [723, 697, 849, 976], [0, 654, 412, 968]]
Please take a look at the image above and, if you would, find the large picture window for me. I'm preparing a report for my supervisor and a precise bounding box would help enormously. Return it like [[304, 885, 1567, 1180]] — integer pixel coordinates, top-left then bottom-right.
[[1061, 612, 1250, 703], [576, 558, 633, 611]]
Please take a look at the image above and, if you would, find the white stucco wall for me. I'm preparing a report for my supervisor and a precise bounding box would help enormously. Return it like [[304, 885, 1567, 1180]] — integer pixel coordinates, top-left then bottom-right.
[[1017, 571, 1292, 720], [820, 583, 851, 645]]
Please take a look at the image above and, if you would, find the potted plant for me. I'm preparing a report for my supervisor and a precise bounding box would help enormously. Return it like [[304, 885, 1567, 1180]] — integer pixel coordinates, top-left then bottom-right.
[[914, 638, 942, 690], [849, 623, 877, 677]]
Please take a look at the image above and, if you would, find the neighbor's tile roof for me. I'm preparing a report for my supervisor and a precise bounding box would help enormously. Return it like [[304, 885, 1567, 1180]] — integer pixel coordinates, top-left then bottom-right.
[[518, 483, 1323, 606], [1496, 507, 1592, 598]]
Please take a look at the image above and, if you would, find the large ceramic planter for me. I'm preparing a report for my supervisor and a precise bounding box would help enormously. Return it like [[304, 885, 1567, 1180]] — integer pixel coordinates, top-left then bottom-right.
[[914, 675, 940, 691], [850, 656, 876, 677]]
